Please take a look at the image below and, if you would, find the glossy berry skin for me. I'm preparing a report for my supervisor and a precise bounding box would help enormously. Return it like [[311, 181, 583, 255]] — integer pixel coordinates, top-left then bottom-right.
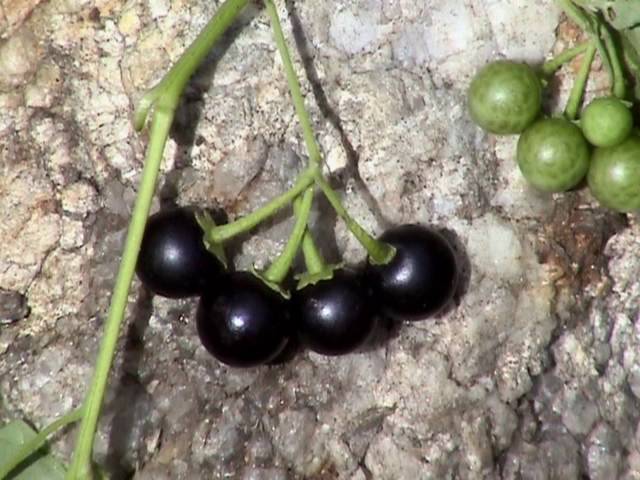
[[136, 207, 223, 298], [517, 117, 590, 192], [366, 224, 459, 321], [292, 269, 376, 356], [196, 272, 290, 367], [587, 135, 640, 212], [581, 97, 633, 147], [468, 60, 542, 134]]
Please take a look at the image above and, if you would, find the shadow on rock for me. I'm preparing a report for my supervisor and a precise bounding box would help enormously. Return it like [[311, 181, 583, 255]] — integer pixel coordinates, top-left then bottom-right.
[[103, 286, 153, 479]]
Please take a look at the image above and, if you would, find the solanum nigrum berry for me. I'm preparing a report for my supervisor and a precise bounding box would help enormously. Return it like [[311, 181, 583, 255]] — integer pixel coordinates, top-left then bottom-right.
[[292, 269, 376, 355], [587, 134, 640, 212], [136, 207, 223, 298], [516, 117, 590, 192], [581, 96, 633, 147], [468, 60, 542, 134], [196, 271, 290, 367], [366, 224, 459, 321]]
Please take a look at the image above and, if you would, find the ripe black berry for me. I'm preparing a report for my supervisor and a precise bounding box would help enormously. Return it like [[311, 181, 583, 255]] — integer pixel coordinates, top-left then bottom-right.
[[366, 224, 459, 320], [292, 269, 376, 355], [196, 272, 290, 367], [136, 207, 223, 298]]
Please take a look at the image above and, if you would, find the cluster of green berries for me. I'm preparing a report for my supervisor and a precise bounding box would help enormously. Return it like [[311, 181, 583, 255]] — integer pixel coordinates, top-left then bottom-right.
[[468, 60, 640, 213]]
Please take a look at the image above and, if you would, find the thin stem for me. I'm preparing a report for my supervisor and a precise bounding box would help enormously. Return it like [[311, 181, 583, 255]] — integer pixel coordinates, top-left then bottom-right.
[[564, 41, 596, 121], [208, 165, 318, 243], [66, 109, 174, 480], [556, 0, 613, 84], [556, 0, 590, 30], [292, 196, 325, 275], [314, 173, 394, 265], [541, 41, 589, 76], [599, 20, 626, 98], [0, 408, 84, 480], [134, 0, 250, 130], [264, 0, 322, 166], [301, 233, 325, 274], [263, 187, 314, 284], [621, 35, 640, 78], [264, 0, 393, 266]]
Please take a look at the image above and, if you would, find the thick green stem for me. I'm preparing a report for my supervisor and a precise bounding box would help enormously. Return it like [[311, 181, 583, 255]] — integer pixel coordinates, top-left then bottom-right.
[[134, 0, 250, 130], [264, 0, 322, 166], [564, 41, 596, 121], [67, 2, 248, 477], [263, 187, 314, 284], [208, 165, 317, 243], [0, 408, 84, 480], [541, 41, 590, 76], [292, 196, 325, 275], [314, 174, 394, 265], [66, 109, 173, 480]]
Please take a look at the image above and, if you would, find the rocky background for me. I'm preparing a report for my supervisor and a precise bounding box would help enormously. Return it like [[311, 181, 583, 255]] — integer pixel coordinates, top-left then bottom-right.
[[1, 0, 640, 479]]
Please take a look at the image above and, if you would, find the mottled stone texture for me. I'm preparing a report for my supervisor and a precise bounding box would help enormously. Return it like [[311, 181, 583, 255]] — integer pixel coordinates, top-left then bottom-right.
[[1, 0, 639, 479]]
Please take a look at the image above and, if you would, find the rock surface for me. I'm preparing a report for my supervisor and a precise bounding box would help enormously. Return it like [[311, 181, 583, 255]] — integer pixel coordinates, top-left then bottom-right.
[[2, 0, 640, 479]]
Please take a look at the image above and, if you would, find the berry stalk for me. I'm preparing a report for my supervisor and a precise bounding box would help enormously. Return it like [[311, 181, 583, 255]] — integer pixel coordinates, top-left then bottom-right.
[[541, 41, 590, 76], [314, 174, 395, 265], [556, 0, 612, 76], [291, 195, 326, 275], [264, 0, 395, 266], [206, 164, 318, 243], [301, 229, 325, 275], [564, 41, 596, 120], [263, 0, 322, 166], [263, 186, 315, 285], [599, 20, 627, 98]]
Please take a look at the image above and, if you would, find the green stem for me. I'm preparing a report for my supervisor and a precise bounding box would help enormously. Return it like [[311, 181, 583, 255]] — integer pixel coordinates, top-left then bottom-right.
[[264, 0, 322, 166], [541, 41, 589, 76], [0, 408, 84, 480], [264, 0, 393, 266], [599, 20, 626, 98], [66, 108, 174, 480], [208, 165, 318, 243], [564, 41, 596, 121], [263, 187, 314, 284], [314, 173, 394, 265], [134, 0, 250, 130], [67, 2, 249, 477], [301, 232, 325, 274], [292, 197, 325, 275], [556, 0, 590, 30], [621, 35, 640, 78], [556, 0, 613, 85]]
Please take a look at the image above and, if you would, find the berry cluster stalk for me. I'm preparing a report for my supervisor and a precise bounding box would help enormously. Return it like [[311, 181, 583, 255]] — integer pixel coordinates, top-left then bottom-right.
[[556, 0, 627, 99], [263, 0, 395, 266]]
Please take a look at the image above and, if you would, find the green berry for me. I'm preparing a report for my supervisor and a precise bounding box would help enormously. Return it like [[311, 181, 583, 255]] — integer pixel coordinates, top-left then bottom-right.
[[468, 60, 542, 134], [587, 135, 640, 212], [516, 117, 590, 192], [581, 96, 633, 147]]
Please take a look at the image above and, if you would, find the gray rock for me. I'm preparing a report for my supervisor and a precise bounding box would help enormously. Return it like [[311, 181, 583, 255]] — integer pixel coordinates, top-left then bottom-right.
[[2, 1, 639, 479], [0, 288, 29, 324]]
